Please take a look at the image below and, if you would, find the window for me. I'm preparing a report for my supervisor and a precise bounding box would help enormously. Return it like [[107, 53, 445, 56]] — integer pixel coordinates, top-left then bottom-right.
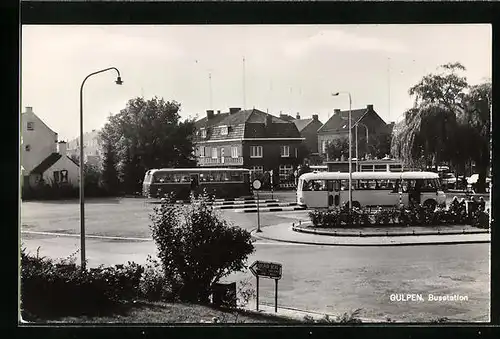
[[295, 148, 298, 158], [53, 171, 60, 183], [211, 147, 218, 159], [27, 122, 34, 131], [220, 148, 225, 158], [321, 140, 327, 154], [279, 164, 294, 181], [251, 166, 263, 174], [231, 146, 238, 158], [199, 147, 205, 157], [250, 146, 263, 158], [280, 145, 290, 157], [220, 125, 228, 135], [374, 164, 387, 172], [200, 128, 207, 138], [229, 171, 243, 181], [60, 170, 68, 183], [304, 179, 327, 191], [389, 164, 402, 172], [25, 145, 31, 152]]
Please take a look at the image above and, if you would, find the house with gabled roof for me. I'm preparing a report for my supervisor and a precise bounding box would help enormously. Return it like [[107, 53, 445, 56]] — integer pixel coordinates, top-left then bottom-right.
[[21, 106, 80, 189], [193, 107, 305, 185], [317, 104, 391, 158]]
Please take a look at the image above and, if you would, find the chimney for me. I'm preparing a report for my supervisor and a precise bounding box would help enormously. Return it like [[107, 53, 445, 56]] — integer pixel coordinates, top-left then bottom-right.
[[312, 114, 319, 121], [334, 109, 341, 115], [25, 106, 33, 113], [57, 141, 67, 155], [296, 112, 301, 120], [229, 107, 241, 115], [265, 114, 273, 127], [367, 104, 374, 111], [217, 110, 221, 114], [206, 110, 215, 119]]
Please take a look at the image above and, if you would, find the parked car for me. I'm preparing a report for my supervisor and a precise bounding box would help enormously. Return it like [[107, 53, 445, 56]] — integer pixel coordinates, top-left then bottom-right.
[[440, 172, 457, 190], [467, 174, 491, 193]]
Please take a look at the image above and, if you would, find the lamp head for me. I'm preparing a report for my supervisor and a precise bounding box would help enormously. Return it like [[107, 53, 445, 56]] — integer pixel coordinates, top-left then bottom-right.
[[115, 76, 123, 85], [332, 92, 339, 96]]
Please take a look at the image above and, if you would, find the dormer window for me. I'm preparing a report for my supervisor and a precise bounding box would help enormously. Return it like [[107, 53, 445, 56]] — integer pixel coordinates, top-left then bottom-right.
[[200, 128, 207, 138], [27, 122, 34, 131], [220, 125, 228, 135]]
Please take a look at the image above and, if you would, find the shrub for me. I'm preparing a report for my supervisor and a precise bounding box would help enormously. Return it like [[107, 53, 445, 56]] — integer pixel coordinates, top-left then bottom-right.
[[138, 255, 176, 302], [149, 191, 255, 303], [20, 247, 144, 319]]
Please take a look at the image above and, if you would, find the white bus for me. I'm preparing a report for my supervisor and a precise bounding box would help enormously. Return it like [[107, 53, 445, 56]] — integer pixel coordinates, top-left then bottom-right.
[[297, 171, 446, 210]]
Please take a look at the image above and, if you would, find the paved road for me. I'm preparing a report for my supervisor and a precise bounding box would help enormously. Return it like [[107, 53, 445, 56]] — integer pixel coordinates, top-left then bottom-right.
[[20, 197, 490, 322]]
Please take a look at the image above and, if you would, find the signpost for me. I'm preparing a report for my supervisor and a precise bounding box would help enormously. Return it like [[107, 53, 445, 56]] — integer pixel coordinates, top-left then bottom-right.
[[252, 179, 262, 233], [270, 170, 274, 199], [249, 260, 282, 312]]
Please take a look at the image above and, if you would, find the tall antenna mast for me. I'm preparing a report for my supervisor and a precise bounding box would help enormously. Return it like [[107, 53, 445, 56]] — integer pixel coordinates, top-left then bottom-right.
[[388, 57, 391, 122], [243, 56, 246, 109], [208, 72, 213, 109]]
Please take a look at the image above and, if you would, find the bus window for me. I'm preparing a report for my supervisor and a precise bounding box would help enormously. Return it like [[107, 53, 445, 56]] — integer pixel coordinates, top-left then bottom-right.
[[326, 180, 335, 192], [230, 171, 243, 181], [307, 180, 327, 191], [420, 179, 437, 192]]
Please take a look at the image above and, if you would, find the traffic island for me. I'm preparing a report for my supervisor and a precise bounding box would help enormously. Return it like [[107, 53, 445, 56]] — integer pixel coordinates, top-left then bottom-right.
[[292, 221, 490, 237], [250, 222, 490, 247]]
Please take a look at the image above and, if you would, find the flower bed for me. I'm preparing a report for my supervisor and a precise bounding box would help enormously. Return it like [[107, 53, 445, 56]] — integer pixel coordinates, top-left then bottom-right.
[[308, 201, 489, 229]]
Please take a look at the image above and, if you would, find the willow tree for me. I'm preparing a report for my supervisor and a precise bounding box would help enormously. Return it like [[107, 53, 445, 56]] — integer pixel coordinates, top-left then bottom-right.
[[392, 62, 491, 192], [391, 62, 467, 170]]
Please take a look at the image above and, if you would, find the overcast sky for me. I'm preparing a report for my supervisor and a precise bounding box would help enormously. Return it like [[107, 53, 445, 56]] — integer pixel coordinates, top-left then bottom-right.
[[21, 24, 491, 141]]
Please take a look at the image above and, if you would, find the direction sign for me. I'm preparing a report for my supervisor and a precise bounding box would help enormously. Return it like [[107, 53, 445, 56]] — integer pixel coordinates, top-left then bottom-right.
[[249, 260, 282, 280], [252, 179, 262, 190]]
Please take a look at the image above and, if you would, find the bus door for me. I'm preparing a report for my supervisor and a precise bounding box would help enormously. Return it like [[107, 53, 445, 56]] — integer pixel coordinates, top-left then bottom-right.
[[327, 180, 341, 209], [190, 173, 199, 191], [410, 179, 421, 205]]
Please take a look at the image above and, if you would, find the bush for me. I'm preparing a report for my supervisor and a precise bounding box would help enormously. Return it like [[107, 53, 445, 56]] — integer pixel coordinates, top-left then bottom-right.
[[149, 191, 255, 303], [20, 247, 144, 319], [307, 204, 490, 228], [138, 255, 176, 302]]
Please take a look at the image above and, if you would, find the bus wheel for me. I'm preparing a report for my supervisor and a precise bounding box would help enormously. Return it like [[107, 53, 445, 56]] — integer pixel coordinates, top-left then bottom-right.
[[352, 201, 361, 209], [423, 199, 436, 211]]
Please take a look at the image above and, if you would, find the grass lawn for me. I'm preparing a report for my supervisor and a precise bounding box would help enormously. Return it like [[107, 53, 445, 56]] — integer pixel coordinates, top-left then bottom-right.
[[31, 301, 298, 324]]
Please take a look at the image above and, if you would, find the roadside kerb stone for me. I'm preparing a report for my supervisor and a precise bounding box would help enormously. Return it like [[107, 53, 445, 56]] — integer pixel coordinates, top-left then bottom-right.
[[292, 221, 490, 238], [251, 223, 490, 246]]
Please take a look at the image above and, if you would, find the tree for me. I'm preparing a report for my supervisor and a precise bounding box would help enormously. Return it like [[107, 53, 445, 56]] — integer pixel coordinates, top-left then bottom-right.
[[391, 62, 467, 169], [391, 62, 491, 192], [458, 82, 491, 192], [325, 137, 349, 161], [99, 124, 120, 195], [149, 193, 254, 303], [100, 97, 196, 195]]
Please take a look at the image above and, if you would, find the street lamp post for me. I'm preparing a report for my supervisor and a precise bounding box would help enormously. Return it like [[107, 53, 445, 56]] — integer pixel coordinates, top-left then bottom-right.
[[80, 67, 122, 270], [355, 122, 369, 171], [332, 92, 352, 215]]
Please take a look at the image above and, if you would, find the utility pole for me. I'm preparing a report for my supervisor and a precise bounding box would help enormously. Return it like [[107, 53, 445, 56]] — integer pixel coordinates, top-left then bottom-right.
[[208, 72, 213, 110], [243, 56, 246, 109], [388, 57, 391, 122]]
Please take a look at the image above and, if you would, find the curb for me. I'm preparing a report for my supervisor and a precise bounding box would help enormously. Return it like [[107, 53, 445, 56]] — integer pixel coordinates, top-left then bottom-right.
[[250, 227, 491, 247], [235, 207, 308, 213], [292, 224, 490, 238], [214, 203, 299, 210]]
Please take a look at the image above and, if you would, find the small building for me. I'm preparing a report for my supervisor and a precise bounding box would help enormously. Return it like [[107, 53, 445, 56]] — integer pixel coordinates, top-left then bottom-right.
[[317, 104, 392, 158], [67, 129, 102, 167], [326, 158, 405, 173], [28, 141, 80, 188]]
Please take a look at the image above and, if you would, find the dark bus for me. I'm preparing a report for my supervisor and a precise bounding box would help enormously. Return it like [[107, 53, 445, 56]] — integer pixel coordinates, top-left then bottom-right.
[[142, 168, 252, 200]]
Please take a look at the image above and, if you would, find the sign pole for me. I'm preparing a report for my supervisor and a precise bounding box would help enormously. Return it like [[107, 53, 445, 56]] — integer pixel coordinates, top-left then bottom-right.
[[275, 279, 278, 313], [256, 190, 261, 232], [256, 276, 260, 311]]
